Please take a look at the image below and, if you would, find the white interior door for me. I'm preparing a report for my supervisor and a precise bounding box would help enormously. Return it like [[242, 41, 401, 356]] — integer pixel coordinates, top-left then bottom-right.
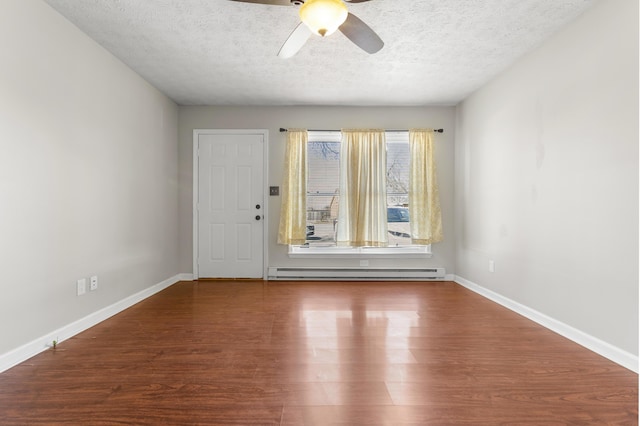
[[196, 132, 264, 278]]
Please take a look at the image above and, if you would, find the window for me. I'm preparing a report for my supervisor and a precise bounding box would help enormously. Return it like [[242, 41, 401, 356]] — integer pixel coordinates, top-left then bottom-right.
[[290, 131, 431, 257]]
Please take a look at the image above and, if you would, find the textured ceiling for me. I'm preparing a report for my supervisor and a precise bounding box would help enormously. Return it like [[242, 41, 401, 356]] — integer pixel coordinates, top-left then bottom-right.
[[43, 0, 596, 106]]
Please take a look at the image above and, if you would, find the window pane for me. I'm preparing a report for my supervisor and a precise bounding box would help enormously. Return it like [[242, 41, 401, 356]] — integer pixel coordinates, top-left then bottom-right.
[[387, 139, 411, 246], [386, 139, 410, 205], [307, 141, 340, 245]]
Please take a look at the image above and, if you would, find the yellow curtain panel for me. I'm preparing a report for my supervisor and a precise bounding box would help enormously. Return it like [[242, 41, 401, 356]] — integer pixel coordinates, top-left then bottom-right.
[[336, 129, 388, 247], [409, 129, 443, 244], [277, 129, 308, 245]]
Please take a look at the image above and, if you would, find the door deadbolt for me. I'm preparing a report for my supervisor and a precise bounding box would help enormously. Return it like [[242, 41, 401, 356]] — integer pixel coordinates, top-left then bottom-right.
[[256, 204, 261, 209]]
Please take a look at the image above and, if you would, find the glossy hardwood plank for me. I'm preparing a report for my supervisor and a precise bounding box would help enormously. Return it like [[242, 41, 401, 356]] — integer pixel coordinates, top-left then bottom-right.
[[0, 280, 636, 425]]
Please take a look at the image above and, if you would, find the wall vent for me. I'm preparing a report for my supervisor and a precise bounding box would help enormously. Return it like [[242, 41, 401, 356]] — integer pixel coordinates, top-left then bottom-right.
[[268, 267, 445, 281]]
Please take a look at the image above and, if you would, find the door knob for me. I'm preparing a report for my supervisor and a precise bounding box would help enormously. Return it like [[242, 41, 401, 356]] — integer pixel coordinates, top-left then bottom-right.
[[255, 215, 261, 221]]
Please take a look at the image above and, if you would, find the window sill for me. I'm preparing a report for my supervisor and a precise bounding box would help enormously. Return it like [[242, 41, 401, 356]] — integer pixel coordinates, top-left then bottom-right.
[[288, 245, 432, 259]]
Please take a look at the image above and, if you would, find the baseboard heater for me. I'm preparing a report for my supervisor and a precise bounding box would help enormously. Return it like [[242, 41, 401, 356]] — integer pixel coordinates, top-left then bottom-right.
[[268, 267, 446, 281]]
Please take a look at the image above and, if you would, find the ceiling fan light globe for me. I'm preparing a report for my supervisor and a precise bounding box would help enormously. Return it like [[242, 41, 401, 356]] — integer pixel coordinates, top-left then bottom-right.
[[299, 0, 348, 37]]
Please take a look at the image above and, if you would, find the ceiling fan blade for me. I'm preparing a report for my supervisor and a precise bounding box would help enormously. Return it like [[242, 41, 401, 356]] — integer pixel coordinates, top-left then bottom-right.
[[278, 22, 312, 58], [228, 0, 293, 5], [339, 12, 383, 54]]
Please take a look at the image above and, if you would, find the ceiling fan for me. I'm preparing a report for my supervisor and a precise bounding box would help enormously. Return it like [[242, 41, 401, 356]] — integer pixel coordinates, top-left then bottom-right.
[[229, 0, 384, 58]]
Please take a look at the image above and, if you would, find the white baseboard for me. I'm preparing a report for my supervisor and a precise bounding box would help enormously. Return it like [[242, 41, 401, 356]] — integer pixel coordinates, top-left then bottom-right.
[[454, 275, 638, 373], [177, 273, 194, 281], [0, 273, 191, 374]]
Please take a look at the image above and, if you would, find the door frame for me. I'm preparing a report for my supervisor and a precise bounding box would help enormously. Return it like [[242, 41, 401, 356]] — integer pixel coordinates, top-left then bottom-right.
[[193, 129, 269, 280]]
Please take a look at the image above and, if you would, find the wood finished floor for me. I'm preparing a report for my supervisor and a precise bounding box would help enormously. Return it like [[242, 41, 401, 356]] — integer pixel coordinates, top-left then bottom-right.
[[0, 280, 636, 425]]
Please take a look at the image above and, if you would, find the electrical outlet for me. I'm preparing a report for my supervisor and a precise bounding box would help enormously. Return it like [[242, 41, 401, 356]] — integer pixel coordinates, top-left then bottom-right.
[[489, 260, 495, 273], [90, 275, 98, 291], [77, 278, 86, 296]]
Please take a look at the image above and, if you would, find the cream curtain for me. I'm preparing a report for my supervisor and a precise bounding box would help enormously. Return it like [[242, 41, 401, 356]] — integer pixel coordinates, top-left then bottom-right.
[[277, 129, 308, 245], [336, 129, 388, 247], [409, 129, 443, 244]]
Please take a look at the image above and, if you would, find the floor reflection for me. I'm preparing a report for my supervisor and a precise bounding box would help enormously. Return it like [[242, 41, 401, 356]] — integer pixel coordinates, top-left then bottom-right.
[[299, 292, 421, 405]]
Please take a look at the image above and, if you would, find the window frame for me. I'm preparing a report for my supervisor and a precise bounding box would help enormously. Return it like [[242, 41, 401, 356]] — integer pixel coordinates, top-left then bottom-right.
[[288, 130, 432, 258]]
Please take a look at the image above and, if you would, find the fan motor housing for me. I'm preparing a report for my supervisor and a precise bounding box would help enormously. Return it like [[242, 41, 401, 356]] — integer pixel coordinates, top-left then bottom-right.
[[291, 0, 304, 4]]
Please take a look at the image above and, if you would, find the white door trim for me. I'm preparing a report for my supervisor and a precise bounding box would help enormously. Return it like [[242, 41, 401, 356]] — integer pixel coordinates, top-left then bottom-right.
[[193, 129, 269, 280]]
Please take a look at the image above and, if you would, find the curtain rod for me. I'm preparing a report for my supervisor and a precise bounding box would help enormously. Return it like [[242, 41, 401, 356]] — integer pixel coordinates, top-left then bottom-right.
[[279, 128, 444, 133]]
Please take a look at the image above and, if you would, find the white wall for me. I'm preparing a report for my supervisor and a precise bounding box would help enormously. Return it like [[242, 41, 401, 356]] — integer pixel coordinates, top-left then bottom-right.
[[455, 0, 638, 357], [178, 106, 456, 274], [0, 1, 180, 356]]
